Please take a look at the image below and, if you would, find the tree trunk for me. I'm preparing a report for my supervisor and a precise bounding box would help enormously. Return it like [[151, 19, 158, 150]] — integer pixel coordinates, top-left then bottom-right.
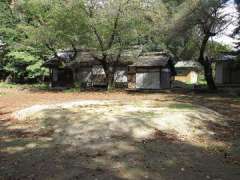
[[203, 57, 217, 90], [106, 72, 115, 91], [198, 35, 217, 91], [101, 62, 115, 91]]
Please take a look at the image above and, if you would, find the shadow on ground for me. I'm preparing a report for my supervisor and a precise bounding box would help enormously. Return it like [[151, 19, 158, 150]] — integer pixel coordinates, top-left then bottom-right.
[[172, 94, 240, 139], [1, 101, 240, 180]]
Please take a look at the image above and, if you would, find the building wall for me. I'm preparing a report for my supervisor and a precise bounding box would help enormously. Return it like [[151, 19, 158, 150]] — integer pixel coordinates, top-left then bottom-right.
[[136, 72, 161, 89], [128, 66, 136, 89], [215, 63, 224, 84], [75, 67, 92, 81], [73, 65, 128, 87], [215, 62, 240, 85], [129, 67, 171, 90], [223, 63, 231, 84], [51, 68, 74, 87], [161, 68, 171, 88], [189, 71, 198, 84], [175, 71, 198, 84], [52, 68, 58, 82], [231, 69, 240, 83], [114, 67, 128, 83]]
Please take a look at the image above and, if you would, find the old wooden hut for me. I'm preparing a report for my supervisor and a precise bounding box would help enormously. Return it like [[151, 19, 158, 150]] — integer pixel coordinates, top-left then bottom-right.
[[175, 61, 201, 84], [44, 49, 134, 88], [45, 50, 176, 90], [128, 53, 176, 90], [215, 54, 240, 85]]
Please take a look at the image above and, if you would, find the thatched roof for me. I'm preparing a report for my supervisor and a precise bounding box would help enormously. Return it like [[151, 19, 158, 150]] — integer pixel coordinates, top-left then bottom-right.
[[43, 49, 95, 68], [175, 61, 201, 69], [44, 48, 176, 70], [130, 55, 170, 67], [44, 49, 138, 68]]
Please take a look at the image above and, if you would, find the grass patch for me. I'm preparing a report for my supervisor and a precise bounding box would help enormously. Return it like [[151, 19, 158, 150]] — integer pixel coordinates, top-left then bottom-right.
[[63, 87, 82, 93], [0, 82, 50, 91], [0, 82, 19, 89], [168, 103, 195, 110], [197, 74, 207, 85]]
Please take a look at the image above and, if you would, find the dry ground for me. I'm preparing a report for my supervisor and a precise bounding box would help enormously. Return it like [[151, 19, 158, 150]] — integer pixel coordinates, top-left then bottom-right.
[[1, 87, 240, 180]]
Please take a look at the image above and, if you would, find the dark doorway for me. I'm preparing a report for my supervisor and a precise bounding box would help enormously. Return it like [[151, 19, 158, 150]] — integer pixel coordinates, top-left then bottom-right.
[[54, 68, 74, 87]]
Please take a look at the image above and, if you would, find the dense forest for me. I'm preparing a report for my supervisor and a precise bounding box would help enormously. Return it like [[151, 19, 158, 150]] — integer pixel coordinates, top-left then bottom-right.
[[0, 0, 239, 90]]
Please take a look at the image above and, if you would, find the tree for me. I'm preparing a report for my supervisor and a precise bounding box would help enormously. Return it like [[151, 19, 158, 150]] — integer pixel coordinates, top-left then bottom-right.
[[0, 0, 51, 83], [232, 0, 240, 51], [0, 0, 21, 81], [12, 0, 92, 83], [0, 0, 233, 89], [10, 0, 146, 88], [165, 0, 231, 90], [1, 0, 89, 83], [195, 0, 230, 90], [81, 0, 146, 90]]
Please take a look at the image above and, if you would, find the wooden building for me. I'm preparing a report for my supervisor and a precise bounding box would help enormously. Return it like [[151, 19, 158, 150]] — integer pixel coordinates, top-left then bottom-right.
[[215, 54, 240, 85], [128, 54, 176, 90], [45, 50, 131, 88], [44, 50, 176, 89], [175, 61, 201, 84]]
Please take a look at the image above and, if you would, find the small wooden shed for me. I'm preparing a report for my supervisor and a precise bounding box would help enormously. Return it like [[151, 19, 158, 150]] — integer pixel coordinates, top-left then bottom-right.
[[128, 54, 176, 90], [175, 61, 201, 84], [215, 54, 240, 85]]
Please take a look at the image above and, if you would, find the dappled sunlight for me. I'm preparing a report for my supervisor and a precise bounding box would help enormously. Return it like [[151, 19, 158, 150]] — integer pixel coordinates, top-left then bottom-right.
[[12, 100, 231, 149], [1, 100, 240, 179]]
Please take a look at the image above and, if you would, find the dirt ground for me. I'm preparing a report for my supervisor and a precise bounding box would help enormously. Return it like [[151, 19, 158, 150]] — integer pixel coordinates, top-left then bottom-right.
[[1, 87, 240, 180]]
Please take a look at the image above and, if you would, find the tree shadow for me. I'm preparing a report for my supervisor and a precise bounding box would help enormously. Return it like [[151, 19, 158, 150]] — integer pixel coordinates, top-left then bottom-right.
[[1, 105, 240, 180], [170, 93, 240, 162], [172, 93, 240, 137]]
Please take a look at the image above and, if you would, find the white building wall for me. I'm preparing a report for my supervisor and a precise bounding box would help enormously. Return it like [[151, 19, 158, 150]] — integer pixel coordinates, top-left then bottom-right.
[[136, 72, 160, 89], [190, 71, 198, 84]]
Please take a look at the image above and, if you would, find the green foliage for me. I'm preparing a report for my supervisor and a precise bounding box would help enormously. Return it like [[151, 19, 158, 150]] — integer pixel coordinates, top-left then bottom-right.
[[15, 0, 89, 51], [0, 82, 49, 90], [0, 0, 234, 86], [207, 41, 232, 57], [3, 50, 48, 81], [197, 74, 207, 85], [84, 0, 148, 52], [0, 82, 20, 88], [0, 0, 16, 27], [0, 0, 49, 82]]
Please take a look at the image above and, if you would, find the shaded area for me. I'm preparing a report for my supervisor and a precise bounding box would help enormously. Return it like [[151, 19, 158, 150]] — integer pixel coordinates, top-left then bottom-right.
[[1, 101, 240, 180], [172, 94, 240, 139], [171, 93, 240, 166]]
